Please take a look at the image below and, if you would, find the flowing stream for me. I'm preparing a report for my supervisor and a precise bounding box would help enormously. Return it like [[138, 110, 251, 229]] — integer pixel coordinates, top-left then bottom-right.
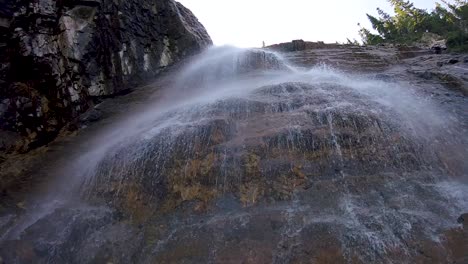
[[1, 46, 467, 263]]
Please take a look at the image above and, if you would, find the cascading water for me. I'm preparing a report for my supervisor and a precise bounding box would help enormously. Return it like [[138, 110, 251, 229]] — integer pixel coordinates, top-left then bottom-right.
[[1, 46, 467, 263]]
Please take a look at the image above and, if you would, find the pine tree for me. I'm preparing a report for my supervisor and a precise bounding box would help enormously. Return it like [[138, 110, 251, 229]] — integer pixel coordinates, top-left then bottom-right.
[[359, 0, 468, 51]]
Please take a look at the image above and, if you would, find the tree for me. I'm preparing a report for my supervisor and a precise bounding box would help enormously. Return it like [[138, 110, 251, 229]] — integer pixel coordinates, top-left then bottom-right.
[[359, 0, 468, 51]]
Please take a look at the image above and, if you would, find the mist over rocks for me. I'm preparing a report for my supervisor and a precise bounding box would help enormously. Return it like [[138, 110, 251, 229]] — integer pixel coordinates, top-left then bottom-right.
[[173, 47, 292, 91], [0, 42, 466, 263], [267, 40, 468, 97], [0, 3, 467, 260], [0, 0, 212, 154]]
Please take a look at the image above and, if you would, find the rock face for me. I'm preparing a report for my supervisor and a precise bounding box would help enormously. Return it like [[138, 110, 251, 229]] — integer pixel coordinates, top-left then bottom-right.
[[174, 47, 291, 90], [268, 39, 340, 52], [0, 0, 212, 153], [268, 40, 432, 72], [420, 32, 447, 51], [272, 41, 468, 96], [1, 45, 467, 263]]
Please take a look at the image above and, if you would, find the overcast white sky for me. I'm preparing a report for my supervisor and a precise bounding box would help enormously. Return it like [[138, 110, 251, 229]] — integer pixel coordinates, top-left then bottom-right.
[[178, 0, 441, 47]]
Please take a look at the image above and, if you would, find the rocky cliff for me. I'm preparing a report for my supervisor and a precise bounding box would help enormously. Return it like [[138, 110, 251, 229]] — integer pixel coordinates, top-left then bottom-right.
[[0, 0, 212, 154], [0, 43, 466, 263]]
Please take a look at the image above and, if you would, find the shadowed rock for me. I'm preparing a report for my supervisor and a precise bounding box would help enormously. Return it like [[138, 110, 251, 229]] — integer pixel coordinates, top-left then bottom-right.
[[0, 0, 212, 153], [458, 213, 468, 228]]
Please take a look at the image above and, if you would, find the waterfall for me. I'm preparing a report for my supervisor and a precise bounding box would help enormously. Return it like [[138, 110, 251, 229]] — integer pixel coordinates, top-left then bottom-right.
[[1, 46, 467, 263]]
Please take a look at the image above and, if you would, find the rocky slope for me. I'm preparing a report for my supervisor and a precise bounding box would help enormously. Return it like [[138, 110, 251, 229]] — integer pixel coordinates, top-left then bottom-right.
[[0, 42, 467, 263], [0, 0, 212, 155], [270, 40, 468, 96]]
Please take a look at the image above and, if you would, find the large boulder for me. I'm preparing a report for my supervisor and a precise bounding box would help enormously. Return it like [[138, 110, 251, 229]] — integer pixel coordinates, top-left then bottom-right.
[[419, 32, 447, 52], [0, 0, 212, 152]]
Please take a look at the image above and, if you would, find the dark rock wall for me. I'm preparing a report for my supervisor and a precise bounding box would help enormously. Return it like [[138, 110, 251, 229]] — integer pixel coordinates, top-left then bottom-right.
[[0, 0, 212, 153]]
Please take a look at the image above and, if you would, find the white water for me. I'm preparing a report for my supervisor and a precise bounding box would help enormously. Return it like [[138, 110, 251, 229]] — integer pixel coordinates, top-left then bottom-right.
[[2, 46, 467, 246]]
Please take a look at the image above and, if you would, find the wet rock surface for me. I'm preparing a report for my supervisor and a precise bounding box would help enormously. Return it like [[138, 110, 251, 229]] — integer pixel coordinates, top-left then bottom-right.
[[405, 54, 468, 96], [270, 41, 468, 97], [0, 0, 212, 154], [1, 45, 467, 263]]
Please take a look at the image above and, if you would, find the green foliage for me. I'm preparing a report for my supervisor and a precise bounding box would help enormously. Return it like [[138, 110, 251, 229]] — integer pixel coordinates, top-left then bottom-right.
[[359, 0, 468, 52], [447, 31, 468, 51], [358, 26, 385, 44], [346, 38, 361, 46]]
